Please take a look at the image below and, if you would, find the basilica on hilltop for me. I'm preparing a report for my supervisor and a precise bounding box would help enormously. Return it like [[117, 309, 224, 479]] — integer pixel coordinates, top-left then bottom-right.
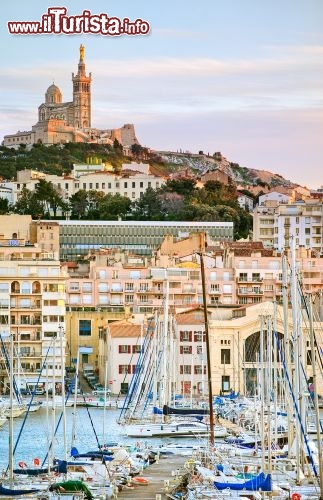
[[3, 45, 139, 149]]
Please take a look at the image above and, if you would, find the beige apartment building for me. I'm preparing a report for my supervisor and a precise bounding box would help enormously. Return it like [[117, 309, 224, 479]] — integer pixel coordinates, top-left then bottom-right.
[[0, 238, 66, 394]]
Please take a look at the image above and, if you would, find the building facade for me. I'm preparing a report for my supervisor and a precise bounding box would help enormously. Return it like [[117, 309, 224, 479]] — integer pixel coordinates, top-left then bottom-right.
[[0, 242, 66, 394], [253, 199, 323, 253], [95, 302, 322, 396]]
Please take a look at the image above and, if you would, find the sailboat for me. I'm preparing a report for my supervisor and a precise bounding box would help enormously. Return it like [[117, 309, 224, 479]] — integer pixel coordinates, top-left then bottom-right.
[[119, 276, 226, 439]]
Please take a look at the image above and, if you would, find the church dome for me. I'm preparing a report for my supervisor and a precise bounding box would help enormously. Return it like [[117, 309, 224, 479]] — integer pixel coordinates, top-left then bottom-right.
[[45, 84, 62, 104]]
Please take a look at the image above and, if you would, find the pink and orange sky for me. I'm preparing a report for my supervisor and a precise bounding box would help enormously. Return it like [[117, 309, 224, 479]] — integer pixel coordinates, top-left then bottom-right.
[[1, 1, 322, 187]]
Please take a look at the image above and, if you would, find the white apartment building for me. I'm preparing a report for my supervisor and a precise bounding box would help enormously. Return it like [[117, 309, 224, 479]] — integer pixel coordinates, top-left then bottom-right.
[[0, 241, 66, 394], [1, 165, 165, 206], [253, 199, 323, 254]]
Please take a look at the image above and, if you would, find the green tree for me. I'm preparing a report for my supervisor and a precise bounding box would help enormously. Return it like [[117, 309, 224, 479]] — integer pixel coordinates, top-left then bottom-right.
[[130, 187, 166, 220], [14, 188, 43, 218], [97, 193, 131, 220], [162, 178, 197, 196], [0, 198, 11, 215], [69, 190, 89, 219], [34, 179, 65, 217]]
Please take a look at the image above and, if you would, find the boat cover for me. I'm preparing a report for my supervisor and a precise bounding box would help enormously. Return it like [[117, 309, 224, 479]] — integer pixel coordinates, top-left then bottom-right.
[[214, 472, 272, 491], [162, 404, 209, 416]]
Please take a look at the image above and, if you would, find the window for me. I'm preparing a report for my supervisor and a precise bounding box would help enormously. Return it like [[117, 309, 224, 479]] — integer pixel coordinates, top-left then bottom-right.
[[194, 331, 205, 342], [180, 345, 192, 354], [125, 294, 134, 303], [102, 183, 105, 189], [132, 182, 135, 188], [119, 365, 131, 374], [0, 283, 9, 293], [98, 282, 108, 292], [70, 281, 80, 291], [130, 271, 141, 279], [180, 331, 192, 342], [82, 295, 92, 305], [197, 345, 203, 354], [79, 319, 91, 336], [89, 183, 93, 189], [221, 349, 231, 364], [180, 365, 191, 374], [99, 295, 108, 305], [119, 345, 131, 354], [95, 183, 99, 189], [132, 345, 142, 354], [305, 228, 310, 235], [83, 282, 92, 292], [124, 182, 128, 188], [140, 182, 143, 188], [223, 272, 230, 281], [221, 375, 230, 391], [194, 365, 206, 374]]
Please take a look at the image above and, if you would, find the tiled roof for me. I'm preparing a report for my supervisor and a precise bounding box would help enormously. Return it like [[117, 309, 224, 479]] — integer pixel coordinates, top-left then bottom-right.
[[109, 321, 143, 338]]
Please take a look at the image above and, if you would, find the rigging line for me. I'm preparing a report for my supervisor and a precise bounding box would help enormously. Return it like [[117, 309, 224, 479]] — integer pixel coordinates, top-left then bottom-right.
[[286, 258, 323, 374], [12, 345, 52, 458], [118, 315, 156, 421], [273, 329, 319, 480]]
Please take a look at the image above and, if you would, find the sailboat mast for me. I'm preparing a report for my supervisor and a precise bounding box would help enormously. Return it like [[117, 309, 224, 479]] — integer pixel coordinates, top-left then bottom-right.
[[9, 327, 14, 483], [282, 253, 294, 458], [307, 295, 323, 500], [290, 237, 303, 482], [199, 252, 215, 446], [161, 276, 169, 422]]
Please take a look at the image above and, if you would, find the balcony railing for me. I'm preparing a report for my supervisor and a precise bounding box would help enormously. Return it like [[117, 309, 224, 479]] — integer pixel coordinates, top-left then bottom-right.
[[237, 289, 264, 295]]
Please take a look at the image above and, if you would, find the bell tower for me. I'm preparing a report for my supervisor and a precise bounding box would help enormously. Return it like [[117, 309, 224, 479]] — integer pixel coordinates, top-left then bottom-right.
[[72, 44, 92, 129]]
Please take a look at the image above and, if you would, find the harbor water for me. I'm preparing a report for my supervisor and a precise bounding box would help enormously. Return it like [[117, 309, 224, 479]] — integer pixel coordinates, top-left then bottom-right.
[[0, 405, 200, 470]]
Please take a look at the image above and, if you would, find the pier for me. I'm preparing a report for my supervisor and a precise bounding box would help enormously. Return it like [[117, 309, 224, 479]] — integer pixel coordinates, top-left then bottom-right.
[[117, 454, 187, 499]]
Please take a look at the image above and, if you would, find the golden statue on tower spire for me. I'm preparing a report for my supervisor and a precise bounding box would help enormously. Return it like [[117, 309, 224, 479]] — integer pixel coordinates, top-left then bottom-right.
[[79, 44, 85, 62]]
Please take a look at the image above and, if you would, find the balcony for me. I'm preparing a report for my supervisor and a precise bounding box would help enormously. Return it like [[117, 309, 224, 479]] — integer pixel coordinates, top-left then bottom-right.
[[19, 351, 42, 358], [182, 288, 197, 294], [208, 288, 221, 295], [237, 288, 263, 296], [236, 277, 263, 283], [110, 288, 123, 293], [10, 303, 41, 310]]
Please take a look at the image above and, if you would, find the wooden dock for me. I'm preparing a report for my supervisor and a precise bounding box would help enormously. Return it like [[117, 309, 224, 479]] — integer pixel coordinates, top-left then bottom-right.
[[116, 454, 187, 499]]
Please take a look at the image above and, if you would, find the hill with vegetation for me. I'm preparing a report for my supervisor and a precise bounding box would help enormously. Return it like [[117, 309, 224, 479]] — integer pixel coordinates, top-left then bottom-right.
[[0, 142, 302, 240]]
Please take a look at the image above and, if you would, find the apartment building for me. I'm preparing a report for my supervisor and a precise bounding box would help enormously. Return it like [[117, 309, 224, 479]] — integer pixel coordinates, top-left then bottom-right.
[[63, 239, 323, 370], [0, 240, 66, 394], [253, 199, 323, 254], [2, 165, 165, 206]]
